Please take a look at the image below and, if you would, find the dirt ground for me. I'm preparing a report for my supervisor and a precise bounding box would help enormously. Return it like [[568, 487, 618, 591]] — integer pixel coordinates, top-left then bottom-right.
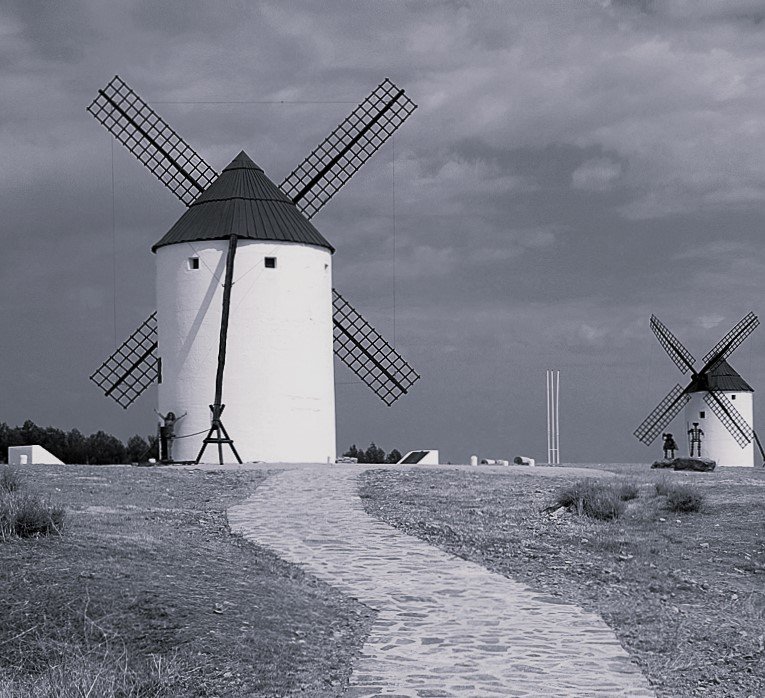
[[0, 464, 373, 697], [360, 464, 765, 698]]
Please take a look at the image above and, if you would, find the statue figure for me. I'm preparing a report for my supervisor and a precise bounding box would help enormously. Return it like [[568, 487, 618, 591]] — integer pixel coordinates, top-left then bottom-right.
[[688, 422, 704, 457]]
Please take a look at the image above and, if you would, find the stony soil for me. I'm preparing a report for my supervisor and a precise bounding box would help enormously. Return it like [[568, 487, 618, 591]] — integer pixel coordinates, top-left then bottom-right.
[[360, 465, 765, 698], [0, 464, 373, 696]]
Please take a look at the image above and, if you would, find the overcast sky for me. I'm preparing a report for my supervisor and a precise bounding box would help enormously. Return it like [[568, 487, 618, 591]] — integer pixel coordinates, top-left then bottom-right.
[[3, 0, 765, 464]]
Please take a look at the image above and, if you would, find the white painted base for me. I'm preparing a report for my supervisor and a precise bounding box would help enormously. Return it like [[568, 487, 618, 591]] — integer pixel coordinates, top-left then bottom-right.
[[684, 392, 754, 467], [156, 240, 336, 463]]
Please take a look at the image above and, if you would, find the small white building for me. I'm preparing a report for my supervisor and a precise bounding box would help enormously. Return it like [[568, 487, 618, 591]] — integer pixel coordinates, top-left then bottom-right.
[[153, 152, 336, 464], [684, 360, 754, 467], [8, 445, 64, 466]]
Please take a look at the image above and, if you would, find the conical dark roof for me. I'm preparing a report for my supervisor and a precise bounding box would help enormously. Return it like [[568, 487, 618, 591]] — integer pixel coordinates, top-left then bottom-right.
[[689, 359, 753, 393], [152, 151, 334, 253]]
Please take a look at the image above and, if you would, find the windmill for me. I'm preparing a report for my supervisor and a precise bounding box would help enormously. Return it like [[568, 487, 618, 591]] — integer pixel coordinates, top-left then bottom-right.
[[87, 75, 420, 464], [634, 312, 763, 467]]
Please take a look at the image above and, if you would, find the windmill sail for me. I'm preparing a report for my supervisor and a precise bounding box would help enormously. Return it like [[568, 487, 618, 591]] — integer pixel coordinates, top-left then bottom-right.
[[704, 390, 753, 447], [332, 290, 419, 406], [280, 78, 417, 220], [89, 313, 159, 409], [650, 315, 695, 374], [634, 383, 691, 445], [701, 312, 759, 368], [87, 76, 422, 413], [88, 75, 217, 206]]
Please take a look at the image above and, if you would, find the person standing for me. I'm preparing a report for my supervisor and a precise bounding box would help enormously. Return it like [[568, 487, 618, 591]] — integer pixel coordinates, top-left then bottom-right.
[[155, 409, 187, 463]]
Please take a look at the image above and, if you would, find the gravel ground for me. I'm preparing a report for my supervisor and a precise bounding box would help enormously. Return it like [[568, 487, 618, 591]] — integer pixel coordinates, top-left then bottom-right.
[[360, 465, 765, 698]]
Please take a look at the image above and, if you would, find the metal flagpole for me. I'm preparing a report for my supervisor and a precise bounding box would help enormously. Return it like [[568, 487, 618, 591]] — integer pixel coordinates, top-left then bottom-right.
[[555, 369, 560, 464], [546, 369, 560, 465], [546, 370, 551, 463]]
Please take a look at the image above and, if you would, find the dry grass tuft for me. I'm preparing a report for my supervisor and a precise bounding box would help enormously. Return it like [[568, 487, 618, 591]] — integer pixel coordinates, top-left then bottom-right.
[[654, 475, 672, 497], [552, 479, 626, 520], [664, 484, 705, 513], [616, 479, 640, 501], [0, 469, 64, 540], [0, 467, 20, 494], [0, 648, 197, 698], [0, 493, 65, 539]]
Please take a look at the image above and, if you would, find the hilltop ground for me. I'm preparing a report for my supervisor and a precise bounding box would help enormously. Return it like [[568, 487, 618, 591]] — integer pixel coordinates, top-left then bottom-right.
[[0, 462, 762, 697], [361, 463, 765, 698], [0, 465, 371, 697]]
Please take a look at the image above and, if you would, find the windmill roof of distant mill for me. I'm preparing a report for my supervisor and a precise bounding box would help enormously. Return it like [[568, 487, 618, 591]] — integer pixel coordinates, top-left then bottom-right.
[[688, 359, 753, 393], [152, 151, 334, 253]]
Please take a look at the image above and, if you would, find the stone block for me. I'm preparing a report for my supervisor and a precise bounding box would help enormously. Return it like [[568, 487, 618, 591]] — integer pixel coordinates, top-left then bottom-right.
[[672, 457, 716, 472]]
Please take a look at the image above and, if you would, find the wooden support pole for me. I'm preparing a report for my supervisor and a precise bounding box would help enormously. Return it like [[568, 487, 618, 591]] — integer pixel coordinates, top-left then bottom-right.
[[196, 235, 243, 465]]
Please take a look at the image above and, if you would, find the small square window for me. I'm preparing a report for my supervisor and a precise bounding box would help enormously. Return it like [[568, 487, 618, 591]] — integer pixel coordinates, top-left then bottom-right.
[[265, 257, 276, 269], [699, 411, 705, 419], [188, 257, 200, 270], [731, 394, 736, 400]]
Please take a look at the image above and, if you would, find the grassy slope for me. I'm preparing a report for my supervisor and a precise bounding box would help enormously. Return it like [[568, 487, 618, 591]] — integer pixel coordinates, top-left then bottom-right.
[[0, 465, 372, 697], [360, 465, 764, 698]]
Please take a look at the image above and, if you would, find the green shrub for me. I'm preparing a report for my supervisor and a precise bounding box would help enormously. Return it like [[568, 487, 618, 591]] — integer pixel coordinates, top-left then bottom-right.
[[0, 493, 65, 539], [552, 479, 626, 520], [664, 484, 704, 513], [0, 466, 20, 493]]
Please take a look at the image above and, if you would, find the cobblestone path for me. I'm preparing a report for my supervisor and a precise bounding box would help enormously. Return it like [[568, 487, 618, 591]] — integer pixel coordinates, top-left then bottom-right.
[[228, 465, 654, 697]]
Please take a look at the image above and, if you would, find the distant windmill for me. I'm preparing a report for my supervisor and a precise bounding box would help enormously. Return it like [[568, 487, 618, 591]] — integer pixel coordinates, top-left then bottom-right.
[[634, 313, 762, 467], [87, 75, 420, 464]]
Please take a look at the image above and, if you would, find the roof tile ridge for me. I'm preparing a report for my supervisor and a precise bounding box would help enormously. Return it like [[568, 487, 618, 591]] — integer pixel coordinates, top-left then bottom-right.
[[191, 195, 295, 207]]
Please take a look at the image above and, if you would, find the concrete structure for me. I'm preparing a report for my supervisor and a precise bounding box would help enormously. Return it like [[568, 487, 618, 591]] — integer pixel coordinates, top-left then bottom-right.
[[8, 445, 64, 466], [397, 449, 439, 465], [154, 153, 336, 463]]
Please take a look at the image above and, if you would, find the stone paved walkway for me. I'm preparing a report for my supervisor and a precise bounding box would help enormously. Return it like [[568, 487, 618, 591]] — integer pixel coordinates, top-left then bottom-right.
[[228, 465, 655, 697]]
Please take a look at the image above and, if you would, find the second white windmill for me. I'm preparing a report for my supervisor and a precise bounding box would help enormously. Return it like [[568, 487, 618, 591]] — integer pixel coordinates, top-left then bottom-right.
[[634, 313, 762, 467]]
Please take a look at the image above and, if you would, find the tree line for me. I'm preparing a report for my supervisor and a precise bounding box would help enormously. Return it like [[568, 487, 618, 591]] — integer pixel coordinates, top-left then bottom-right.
[[0, 421, 157, 465], [342, 443, 402, 464], [0, 421, 403, 466]]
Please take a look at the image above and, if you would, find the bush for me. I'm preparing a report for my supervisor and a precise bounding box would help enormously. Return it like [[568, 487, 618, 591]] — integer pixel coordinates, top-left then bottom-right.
[[0, 466, 20, 493], [552, 479, 626, 520], [0, 493, 65, 539], [664, 484, 704, 513], [617, 479, 640, 501]]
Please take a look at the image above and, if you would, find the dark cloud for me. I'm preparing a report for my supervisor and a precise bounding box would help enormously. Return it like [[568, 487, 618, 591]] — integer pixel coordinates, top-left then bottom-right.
[[2, 0, 765, 463]]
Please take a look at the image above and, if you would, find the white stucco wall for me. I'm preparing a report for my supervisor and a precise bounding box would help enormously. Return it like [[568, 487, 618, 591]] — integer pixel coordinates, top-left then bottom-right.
[[684, 392, 754, 467], [156, 239, 336, 463], [8, 445, 65, 465]]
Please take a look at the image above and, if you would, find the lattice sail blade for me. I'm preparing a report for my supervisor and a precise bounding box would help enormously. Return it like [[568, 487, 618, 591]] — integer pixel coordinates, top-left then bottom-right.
[[332, 289, 419, 406], [280, 78, 417, 220], [704, 390, 753, 447], [650, 315, 695, 374], [87, 75, 217, 206], [89, 313, 159, 409], [634, 383, 691, 445], [701, 312, 759, 367]]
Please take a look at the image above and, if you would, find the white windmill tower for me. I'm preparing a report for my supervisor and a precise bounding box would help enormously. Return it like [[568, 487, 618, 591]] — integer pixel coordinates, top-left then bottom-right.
[[634, 313, 762, 467], [87, 76, 420, 464]]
